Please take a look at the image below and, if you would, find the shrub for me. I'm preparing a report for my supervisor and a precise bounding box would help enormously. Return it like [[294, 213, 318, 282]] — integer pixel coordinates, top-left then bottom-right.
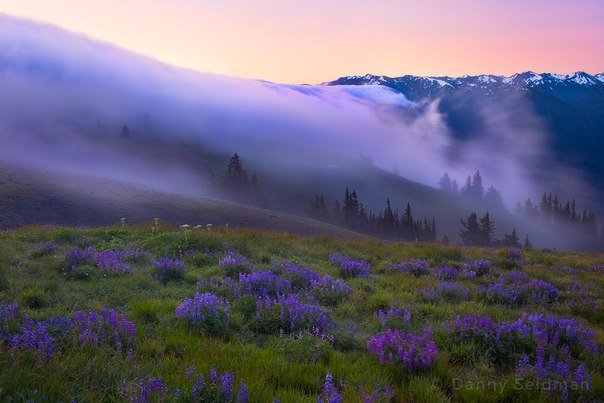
[[367, 328, 437, 371]]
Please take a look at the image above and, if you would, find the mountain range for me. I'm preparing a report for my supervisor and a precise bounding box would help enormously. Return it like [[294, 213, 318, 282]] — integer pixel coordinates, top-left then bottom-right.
[[325, 72, 604, 192]]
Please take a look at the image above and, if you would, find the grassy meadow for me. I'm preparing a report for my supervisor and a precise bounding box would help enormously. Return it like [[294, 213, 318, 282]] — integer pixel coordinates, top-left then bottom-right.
[[0, 224, 602, 402]]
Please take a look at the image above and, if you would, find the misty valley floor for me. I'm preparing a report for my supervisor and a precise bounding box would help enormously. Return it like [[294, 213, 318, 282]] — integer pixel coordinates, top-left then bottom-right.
[[0, 226, 602, 402]]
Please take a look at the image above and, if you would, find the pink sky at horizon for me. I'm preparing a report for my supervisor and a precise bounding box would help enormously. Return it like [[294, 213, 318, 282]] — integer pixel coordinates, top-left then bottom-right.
[[1, 0, 603, 84]]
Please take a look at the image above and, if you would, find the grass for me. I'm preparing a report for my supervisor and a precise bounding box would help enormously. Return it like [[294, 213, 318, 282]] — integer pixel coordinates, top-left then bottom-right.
[[0, 224, 602, 402]]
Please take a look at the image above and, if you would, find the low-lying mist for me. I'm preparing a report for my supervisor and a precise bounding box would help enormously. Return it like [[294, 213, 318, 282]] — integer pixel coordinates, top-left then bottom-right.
[[0, 14, 600, 249]]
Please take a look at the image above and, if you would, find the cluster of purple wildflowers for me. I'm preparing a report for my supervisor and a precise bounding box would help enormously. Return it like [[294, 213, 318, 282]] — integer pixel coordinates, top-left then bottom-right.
[[359, 383, 396, 403], [460, 259, 492, 277], [329, 253, 371, 278], [1, 303, 136, 360], [238, 270, 292, 297], [507, 247, 524, 267], [366, 328, 437, 371], [1, 302, 70, 361], [373, 306, 411, 328], [590, 264, 603, 272], [175, 292, 231, 334], [317, 372, 395, 403], [317, 372, 343, 403], [517, 346, 592, 400], [556, 266, 585, 275], [389, 259, 430, 276], [65, 247, 136, 275], [117, 248, 153, 263], [219, 252, 253, 277], [120, 377, 168, 402], [255, 294, 329, 334], [150, 257, 186, 284], [95, 250, 131, 274], [185, 365, 248, 402], [482, 272, 559, 305], [65, 246, 96, 268], [8, 319, 58, 360], [310, 275, 352, 305], [121, 366, 249, 403], [419, 282, 470, 302], [449, 313, 597, 384], [73, 308, 136, 352], [564, 281, 601, 316], [273, 260, 321, 291], [432, 265, 459, 281], [31, 240, 59, 258]]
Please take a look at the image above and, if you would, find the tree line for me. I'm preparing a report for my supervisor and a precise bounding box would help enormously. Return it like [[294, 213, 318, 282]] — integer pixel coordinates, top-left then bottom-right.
[[459, 211, 528, 248], [309, 189, 437, 242]]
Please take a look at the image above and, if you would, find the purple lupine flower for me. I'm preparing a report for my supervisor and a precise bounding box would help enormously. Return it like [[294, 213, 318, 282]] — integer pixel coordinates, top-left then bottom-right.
[[219, 372, 235, 400], [32, 241, 59, 258], [482, 272, 558, 305], [432, 265, 459, 281], [366, 328, 437, 371], [175, 292, 231, 334], [64, 247, 138, 275], [310, 275, 352, 305], [373, 307, 411, 328], [239, 270, 292, 297], [389, 259, 430, 276], [460, 259, 492, 278], [151, 257, 186, 284], [318, 372, 343, 403], [238, 381, 249, 403], [255, 294, 330, 334], [419, 282, 470, 302], [72, 308, 136, 352], [329, 253, 371, 278], [219, 252, 253, 277], [274, 260, 322, 291], [121, 377, 167, 402]]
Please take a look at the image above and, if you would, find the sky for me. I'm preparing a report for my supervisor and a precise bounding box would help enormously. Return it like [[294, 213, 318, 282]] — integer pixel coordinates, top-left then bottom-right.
[[1, 0, 603, 83]]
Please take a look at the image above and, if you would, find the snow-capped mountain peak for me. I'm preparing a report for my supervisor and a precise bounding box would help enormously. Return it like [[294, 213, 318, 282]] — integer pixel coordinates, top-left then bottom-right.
[[325, 71, 602, 102]]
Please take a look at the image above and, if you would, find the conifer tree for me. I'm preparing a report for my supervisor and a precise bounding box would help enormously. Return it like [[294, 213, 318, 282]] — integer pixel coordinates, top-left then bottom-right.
[[503, 228, 521, 247], [460, 212, 481, 246], [479, 211, 495, 246], [472, 170, 484, 200], [226, 153, 245, 184]]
